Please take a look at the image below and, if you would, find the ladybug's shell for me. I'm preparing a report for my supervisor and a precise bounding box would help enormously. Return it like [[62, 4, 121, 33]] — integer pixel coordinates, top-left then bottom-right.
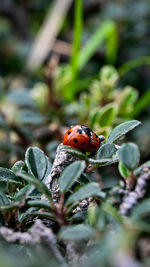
[[86, 132, 100, 152], [63, 125, 90, 151], [63, 125, 100, 152]]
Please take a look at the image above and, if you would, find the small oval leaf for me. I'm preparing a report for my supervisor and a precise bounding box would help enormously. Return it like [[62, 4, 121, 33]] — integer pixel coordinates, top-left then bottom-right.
[[59, 161, 85, 193], [25, 147, 47, 180], [14, 184, 34, 202], [88, 157, 118, 167], [59, 224, 94, 241], [98, 104, 118, 127], [18, 171, 52, 202], [118, 161, 131, 178], [0, 167, 22, 185], [62, 146, 88, 161], [119, 143, 140, 170], [11, 161, 24, 174], [43, 156, 52, 181], [97, 143, 117, 159], [0, 192, 10, 205], [66, 182, 104, 205], [107, 120, 141, 143]]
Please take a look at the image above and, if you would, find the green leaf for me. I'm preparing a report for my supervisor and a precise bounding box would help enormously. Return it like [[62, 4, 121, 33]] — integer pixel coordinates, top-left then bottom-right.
[[14, 184, 34, 202], [135, 222, 150, 234], [18, 207, 38, 223], [71, 211, 87, 221], [78, 21, 117, 70], [0, 202, 22, 211], [107, 120, 141, 143], [43, 156, 52, 180], [0, 167, 22, 186], [118, 56, 150, 77], [100, 65, 119, 88], [25, 211, 54, 220], [97, 143, 117, 159], [118, 161, 131, 178], [66, 182, 104, 205], [98, 104, 118, 127], [0, 192, 10, 205], [11, 161, 24, 174], [27, 200, 52, 210], [78, 173, 89, 185], [18, 206, 54, 223], [59, 161, 85, 193], [102, 202, 124, 224], [88, 157, 118, 167], [88, 203, 99, 227], [18, 171, 52, 202], [25, 147, 48, 180], [89, 109, 98, 129], [106, 20, 118, 64], [71, 0, 83, 78], [131, 199, 150, 222], [119, 143, 140, 170], [117, 86, 138, 115], [134, 161, 150, 176], [59, 224, 94, 241], [62, 145, 88, 161], [63, 146, 118, 167]]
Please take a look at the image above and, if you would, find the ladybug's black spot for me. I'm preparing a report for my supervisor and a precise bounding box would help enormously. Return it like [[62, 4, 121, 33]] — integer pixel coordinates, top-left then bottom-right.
[[68, 131, 71, 135], [77, 129, 82, 134], [82, 142, 86, 145], [74, 138, 78, 143]]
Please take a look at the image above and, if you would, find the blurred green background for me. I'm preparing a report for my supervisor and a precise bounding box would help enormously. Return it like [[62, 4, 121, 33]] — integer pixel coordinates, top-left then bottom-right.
[[0, 0, 150, 168]]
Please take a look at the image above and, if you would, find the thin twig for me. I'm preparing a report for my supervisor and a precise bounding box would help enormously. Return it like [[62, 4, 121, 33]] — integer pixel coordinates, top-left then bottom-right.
[[53, 40, 72, 56], [43, 143, 81, 202], [119, 168, 150, 216], [66, 241, 79, 266], [0, 219, 65, 264]]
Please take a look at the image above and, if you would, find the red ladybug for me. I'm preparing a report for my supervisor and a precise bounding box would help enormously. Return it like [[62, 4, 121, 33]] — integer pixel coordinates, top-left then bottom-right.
[[63, 125, 105, 152]]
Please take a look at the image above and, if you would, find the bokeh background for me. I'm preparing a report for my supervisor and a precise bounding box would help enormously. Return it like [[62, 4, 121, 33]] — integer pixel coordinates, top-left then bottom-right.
[[0, 0, 150, 169]]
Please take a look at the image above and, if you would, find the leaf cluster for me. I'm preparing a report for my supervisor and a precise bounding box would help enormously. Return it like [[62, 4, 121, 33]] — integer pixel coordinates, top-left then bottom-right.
[[0, 120, 149, 266]]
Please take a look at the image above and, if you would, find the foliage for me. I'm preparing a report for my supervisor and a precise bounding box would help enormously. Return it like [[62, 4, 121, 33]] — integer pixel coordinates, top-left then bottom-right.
[[0, 0, 150, 169], [0, 0, 150, 266], [0, 120, 150, 266]]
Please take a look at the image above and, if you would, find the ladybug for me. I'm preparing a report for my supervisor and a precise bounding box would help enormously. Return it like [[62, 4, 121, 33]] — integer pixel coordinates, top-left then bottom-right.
[[63, 125, 105, 152]]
